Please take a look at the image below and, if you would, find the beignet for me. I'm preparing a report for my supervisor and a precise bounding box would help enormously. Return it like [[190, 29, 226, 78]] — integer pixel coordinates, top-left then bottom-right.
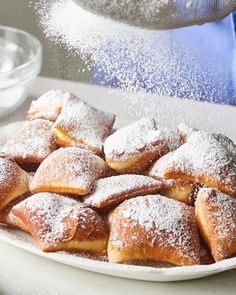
[[27, 89, 72, 122], [12, 193, 108, 253], [196, 188, 236, 261], [108, 195, 200, 266], [0, 156, 30, 211], [1, 119, 57, 165], [30, 147, 109, 195], [104, 117, 181, 173], [0, 194, 30, 232], [83, 174, 162, 209], [164, 131, 236, 196], [52, 96, 115, 155]]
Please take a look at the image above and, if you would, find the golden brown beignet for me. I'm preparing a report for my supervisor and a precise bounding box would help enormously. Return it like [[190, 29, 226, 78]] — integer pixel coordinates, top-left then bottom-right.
[[149, 151, 197, 205], [195, 188, 236, 262], [104, 117, 181, 173], [27, 89, 72, 122], [164, 131, 236, 196], [30, 147, 110, 195], [0, 157, 30, 211], [108, 195, 200, 266], [12, 193, 108, 254], [83, 175, 162, 209], [1, 119, 57, 165], [51, 95, 115, 155]]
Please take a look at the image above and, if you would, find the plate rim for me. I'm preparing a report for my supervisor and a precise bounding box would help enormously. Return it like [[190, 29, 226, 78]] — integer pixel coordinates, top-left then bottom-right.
[[0, 226, 236, 281]]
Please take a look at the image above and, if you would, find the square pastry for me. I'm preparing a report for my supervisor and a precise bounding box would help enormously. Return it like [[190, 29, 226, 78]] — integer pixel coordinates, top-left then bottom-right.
[[83, 174, 162, 209], [27, 89, 73, 122], [0, 156, 30, 211], [196, 188, 236, 261], [164, 131, 236, 196], [1, 119, 57, 165], [12, 193, 108, 253], [108, 195, 200, 266], [104, 117, 181, 173], [149, 151, 197, 205], [52, 96, 115, 155], [30, 147, 110, 195]]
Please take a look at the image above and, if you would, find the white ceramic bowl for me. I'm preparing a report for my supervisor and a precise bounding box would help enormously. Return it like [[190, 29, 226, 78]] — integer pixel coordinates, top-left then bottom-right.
[[0, 26, 42, 119]]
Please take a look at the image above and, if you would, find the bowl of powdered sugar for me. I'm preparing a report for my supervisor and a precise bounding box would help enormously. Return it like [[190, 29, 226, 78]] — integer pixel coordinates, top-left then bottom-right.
[[0, 26, 42, 119]]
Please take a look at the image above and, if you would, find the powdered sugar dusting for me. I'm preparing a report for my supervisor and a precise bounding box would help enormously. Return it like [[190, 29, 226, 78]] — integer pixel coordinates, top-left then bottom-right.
[[111, 195, 199, 262], [1, 119, 57, 164], [149, 151, 175, 179], [13, 193, 96, 247], [177, 123, 197, 142], [27, 89, 74, 122], [197, 188, 236, 258], [53, 96, 115, 153], [31, 0, 233, 118], [166, 131, 236, 194], [83, 174, 162, 208], [30, 147, 109, 194], [0, 157, 28, 192], [198, 188, 236, 239], [149, 151, 178, 187], [104, 117, 181, 160]]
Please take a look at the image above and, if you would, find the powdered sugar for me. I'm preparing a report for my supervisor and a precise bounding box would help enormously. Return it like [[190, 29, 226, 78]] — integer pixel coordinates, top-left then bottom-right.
[[31, 0, 233, 118], [186, 1, 193, 9], [197, 189, 236, 243], [13, 193, 97, 247], [104, 117, 181, 160], [0, 157, 28, 191], [53, 96, 115, 154], [27, 89, 74, 122], [30, 147, 109, 194], [165, 131, 236, 194], [83, 174, 162, 208], [196, 188, 236, 258], [111, 194, 199, 262], [1, 119, 57, 164], [149, 151, 177, 189], [177, 123, 196, 142]]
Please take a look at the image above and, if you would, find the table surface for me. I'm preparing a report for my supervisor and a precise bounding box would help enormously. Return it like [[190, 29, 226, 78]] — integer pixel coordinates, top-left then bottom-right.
[[0, 76, 236, 295]]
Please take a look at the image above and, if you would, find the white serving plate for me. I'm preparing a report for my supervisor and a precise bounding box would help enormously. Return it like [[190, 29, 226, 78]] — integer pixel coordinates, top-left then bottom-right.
[[1, 225, 236, 282], [0, 112, 236, 282], [1, 77, 236, 282]]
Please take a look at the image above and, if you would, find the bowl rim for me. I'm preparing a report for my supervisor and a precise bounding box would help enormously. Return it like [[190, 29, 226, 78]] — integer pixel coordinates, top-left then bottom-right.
[[0, 25, 42, 78]]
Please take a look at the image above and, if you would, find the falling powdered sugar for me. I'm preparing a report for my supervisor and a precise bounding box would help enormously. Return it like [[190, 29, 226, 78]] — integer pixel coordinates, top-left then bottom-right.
[[31, 0, 234, 120]]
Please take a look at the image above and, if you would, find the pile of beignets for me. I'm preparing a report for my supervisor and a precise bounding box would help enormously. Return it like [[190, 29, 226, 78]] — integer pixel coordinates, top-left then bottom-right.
[[0, 89, 236, 267]]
